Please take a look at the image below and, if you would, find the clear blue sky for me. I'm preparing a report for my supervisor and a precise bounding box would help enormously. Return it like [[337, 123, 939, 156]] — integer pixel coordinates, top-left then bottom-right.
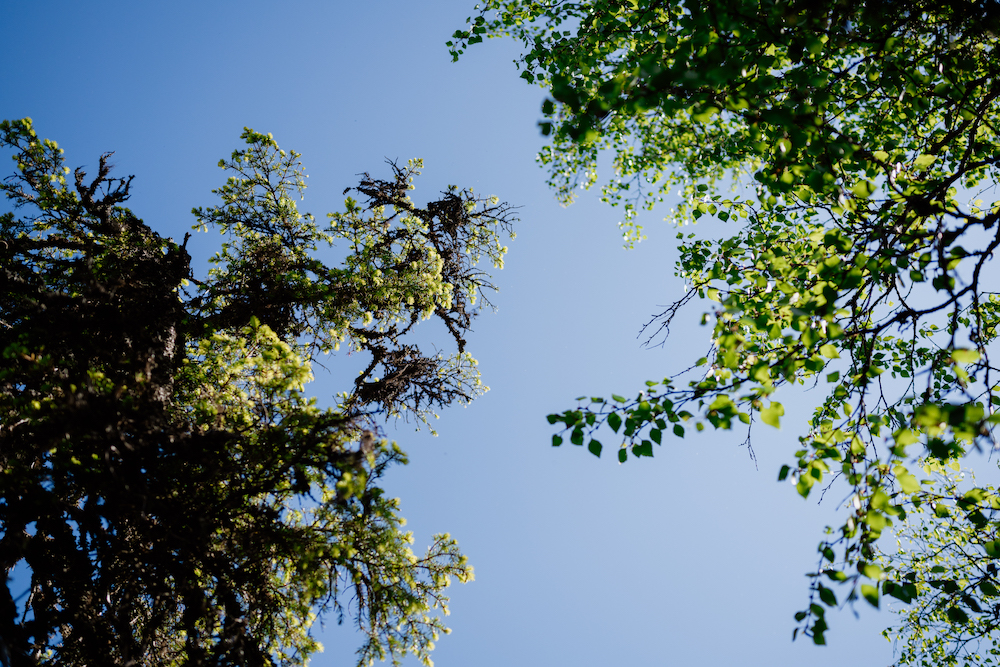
[[1, 2, 902, 665]]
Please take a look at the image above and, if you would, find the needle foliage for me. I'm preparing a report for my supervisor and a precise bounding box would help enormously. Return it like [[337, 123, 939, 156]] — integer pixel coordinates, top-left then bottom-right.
[[0, 119, 515, 667]]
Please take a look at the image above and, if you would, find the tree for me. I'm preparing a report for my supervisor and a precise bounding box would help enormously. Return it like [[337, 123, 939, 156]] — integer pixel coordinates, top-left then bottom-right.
[[452, 0, 1000, 661], [0, 118, 515, 667]]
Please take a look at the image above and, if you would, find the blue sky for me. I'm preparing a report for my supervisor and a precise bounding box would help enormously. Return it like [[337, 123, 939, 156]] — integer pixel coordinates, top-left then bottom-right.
[[0, 2, 911, 665]]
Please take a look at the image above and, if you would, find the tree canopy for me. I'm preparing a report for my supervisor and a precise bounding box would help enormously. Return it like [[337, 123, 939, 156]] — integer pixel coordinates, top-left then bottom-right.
[[453, 0, 1000, 662], [0, 119, 514, 667]]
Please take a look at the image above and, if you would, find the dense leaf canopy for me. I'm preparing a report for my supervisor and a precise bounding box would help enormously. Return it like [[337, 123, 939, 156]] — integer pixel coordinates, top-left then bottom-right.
[[453, 0, 1000, 662], [0, 119, 514, 667]]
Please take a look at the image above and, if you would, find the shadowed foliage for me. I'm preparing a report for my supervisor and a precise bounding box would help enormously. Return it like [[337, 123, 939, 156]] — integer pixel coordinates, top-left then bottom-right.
[[0, 119, 515, 667]]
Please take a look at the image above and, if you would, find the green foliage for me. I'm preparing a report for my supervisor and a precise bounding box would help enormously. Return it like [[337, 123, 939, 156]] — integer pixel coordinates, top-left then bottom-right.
[[455, 0, 1000, 661], [0, 119, 514, 666], [879, 465, 1000, 666]]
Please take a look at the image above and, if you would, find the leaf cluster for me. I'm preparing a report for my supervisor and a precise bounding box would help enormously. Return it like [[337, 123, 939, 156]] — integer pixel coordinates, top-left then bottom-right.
[[455, 0, 1000, 659]]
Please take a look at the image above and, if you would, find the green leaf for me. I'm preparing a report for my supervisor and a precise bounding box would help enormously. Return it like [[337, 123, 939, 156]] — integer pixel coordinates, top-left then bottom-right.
[[552, 435, 563, 447], [896, 472, 920, 494], [983, 540, 1000, 557], [673, 424, 685, 438], [962, 594, 983, 613], [633, 440, 654, 457], [893, 429, 919, 448], [761, 401, 784, 429], [951, 348, 981, 364], [691, 105, 720, 122], [607, 412, 622, 433], [946, 606, 969, 623], [818, 344, 839, 359], [883, 581, 914, 603], [851, 180, 876, 199], [871, 488, 890, 511], [588, 439, 603, 457], [860, 584, 879, 608]]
